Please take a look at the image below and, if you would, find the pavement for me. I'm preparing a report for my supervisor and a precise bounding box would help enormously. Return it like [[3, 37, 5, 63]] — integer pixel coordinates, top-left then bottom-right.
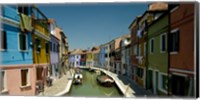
[[38, 69, 74, 96], [117, 75, 154, 97]]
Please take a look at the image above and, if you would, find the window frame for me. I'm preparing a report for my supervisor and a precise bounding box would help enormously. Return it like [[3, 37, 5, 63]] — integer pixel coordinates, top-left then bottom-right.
[[18, 32, 28, 52], [160, 33, 167, 53]]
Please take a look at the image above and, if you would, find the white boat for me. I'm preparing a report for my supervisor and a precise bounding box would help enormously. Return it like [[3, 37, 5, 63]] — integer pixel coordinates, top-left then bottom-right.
[[74, 73, 83, 84]]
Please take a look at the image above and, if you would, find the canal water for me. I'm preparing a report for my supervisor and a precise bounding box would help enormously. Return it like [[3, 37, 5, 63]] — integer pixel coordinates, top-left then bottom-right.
[[66, 69, 123, 97]]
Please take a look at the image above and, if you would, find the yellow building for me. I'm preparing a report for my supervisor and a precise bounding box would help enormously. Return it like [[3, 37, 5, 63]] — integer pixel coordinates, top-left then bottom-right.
[[86, 51, 94, 67], [31, 6, 50, 86]]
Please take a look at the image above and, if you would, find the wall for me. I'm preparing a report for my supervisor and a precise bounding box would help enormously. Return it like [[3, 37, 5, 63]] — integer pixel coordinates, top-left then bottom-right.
[[1, 6, 33, 65], [2, 64, 36, 95], [50, 35, 59, 64], [32, 35, 50, 64], [170, 4, 194, 71]]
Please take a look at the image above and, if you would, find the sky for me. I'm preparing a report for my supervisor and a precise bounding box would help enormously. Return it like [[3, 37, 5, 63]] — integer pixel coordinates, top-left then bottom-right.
[[37, 3, 148, 51]]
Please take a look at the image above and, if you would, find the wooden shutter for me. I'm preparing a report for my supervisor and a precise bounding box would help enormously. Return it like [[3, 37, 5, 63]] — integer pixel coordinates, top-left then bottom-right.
[[21, 69, 28, 86]]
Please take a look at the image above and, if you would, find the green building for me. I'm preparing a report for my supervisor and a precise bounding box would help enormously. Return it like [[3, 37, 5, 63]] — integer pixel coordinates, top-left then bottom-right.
[[147, 12, 169, 95]]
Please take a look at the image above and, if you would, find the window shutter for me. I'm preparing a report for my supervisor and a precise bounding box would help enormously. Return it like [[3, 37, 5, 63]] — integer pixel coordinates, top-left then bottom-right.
[[19, 34, 23, 50], [21, 70, 27, 86], [1, 31, 7, 50], [4, 31, 7, 49]]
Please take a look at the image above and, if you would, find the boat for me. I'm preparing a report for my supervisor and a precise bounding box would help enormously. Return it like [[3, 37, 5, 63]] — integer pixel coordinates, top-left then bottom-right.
[[96, 75, 114, 87], [88, 68, 95, 72], [73, 68, 83, 85]]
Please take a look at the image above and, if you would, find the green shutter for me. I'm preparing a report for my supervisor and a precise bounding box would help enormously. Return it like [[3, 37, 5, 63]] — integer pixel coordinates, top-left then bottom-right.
[[19, 33, 27, 50], [1, 31, 7, 49]]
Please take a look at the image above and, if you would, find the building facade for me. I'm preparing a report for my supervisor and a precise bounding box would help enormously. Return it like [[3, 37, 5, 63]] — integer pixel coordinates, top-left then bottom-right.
[[120, 34, 131, 76], [49, 34, 59, 80], [0, 5, 35, 95], [169, 3, 195, 96], [99, 44, 106, 69], [147, 11, 169, 95]]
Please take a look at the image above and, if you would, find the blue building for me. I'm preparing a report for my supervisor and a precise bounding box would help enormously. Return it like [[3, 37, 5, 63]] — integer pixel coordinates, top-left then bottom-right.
[[49, 19, 60, 80], [0, 5, 36, 95], [99, 44, 106, 68]]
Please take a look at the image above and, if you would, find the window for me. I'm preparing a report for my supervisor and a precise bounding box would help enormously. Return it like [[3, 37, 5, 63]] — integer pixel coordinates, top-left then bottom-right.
[[57, 45, 59, 52], [18, 6, 29, 15], [150, 38, 154, 53], [21, 69, 29, 86], [0, 31, 7, 50], [137, 68, 143, 78], [54, 44, 56, 52], [105, 54, 107, 58], [160, 33, 166, 52], [159, 73, 168, 94], [139, 44, 141, 56], [170, 29, 179, 52], [134, 45, 137, 55], [19, 33, 27, 51], [35, 39, 41, 53], [50, 42, 52, 51], [45, 43, 49, 54], [0, 71, 7, 92], [36, 68, 43, 80]]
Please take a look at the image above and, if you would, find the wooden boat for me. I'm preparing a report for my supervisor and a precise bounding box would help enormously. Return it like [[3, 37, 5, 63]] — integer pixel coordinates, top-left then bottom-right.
[[96, 75, 114, 87]]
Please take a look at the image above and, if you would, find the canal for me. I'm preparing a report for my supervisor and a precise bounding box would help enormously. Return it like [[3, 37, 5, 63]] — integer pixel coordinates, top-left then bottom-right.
[[66, 69, 123, 97]]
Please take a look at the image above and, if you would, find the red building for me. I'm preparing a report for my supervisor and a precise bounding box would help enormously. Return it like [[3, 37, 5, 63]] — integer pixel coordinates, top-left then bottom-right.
[[129, 16, 141, 80], [169, 3, 195, 96]]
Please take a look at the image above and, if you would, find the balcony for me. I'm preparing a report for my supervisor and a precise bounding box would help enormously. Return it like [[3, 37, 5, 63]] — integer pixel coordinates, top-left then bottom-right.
[[31, 5, 50, 37], [33, 20, 49, 36]]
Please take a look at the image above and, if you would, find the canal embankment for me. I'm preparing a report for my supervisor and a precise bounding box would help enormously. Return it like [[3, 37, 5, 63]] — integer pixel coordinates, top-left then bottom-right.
[[88, 66, 135, 97], [38, 69, 75, 96]]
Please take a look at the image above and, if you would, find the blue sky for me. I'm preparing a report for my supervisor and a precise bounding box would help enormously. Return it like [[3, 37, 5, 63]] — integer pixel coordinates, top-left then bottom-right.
[[38, 3, 148, 51]]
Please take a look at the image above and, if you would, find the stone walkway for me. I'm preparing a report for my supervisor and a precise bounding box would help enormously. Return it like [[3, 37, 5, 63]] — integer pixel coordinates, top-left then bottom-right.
[[117, 75, 153, 97], [39, 69, 74, 96]]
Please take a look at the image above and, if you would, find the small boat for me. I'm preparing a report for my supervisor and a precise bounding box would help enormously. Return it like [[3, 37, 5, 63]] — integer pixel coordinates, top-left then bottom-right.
[[89, 68, 95, 72], [74, 73, 83, 84], [96, 75, 114, 87], [73, 68, 83, 85]]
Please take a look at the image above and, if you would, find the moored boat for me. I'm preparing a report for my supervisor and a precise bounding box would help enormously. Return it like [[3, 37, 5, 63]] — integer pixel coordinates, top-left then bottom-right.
[[73, 68, 83, 85], [96, 75, 114, 87]]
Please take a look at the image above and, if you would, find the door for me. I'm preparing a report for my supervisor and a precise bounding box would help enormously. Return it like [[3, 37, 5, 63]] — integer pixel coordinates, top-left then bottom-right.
[[172, 75, 185, 96]]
